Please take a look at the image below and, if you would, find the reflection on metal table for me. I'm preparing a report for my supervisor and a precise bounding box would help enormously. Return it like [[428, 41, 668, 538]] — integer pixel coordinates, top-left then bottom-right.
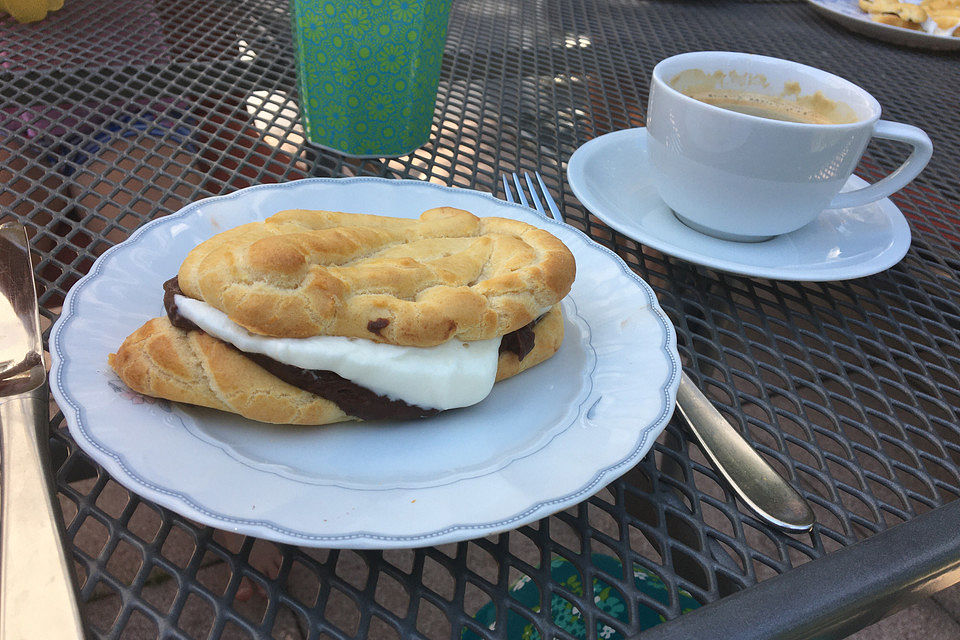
[[2, 0, 960, 638]]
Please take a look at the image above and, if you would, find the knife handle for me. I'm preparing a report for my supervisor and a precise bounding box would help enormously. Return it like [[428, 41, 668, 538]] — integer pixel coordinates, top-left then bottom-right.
[[676, 372, 815, 533], [0, 388, 84, 639]]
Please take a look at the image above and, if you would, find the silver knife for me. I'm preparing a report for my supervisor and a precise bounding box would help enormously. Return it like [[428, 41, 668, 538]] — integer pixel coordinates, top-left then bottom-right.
[[0, 222, 84, 639], [676, 374, 815, 533]]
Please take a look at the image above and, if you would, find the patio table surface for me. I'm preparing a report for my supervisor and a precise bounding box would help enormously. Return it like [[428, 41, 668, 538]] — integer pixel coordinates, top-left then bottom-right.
[[2, 0, 960, 638]]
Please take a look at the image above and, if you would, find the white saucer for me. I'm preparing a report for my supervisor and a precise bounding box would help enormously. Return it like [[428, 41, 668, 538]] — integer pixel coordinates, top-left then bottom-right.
[[566, 128, 912, 282]]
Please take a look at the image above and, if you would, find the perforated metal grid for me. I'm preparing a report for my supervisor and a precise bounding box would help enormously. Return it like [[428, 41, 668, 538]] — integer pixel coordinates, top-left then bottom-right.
[[3, 0, 960, 638]]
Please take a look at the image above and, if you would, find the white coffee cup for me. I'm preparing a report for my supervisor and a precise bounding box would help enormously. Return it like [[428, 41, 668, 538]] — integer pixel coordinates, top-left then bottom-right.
[[646, 51, 933, 242]]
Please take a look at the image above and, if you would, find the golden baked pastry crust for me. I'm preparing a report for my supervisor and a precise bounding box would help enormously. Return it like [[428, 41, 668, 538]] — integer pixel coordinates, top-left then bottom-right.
[[109, 304, 565, 425], [870, 12, 924, 28], [859, 0, 927, 27], [177, 207, 576, 347], [108, 317, 350, 425], [923, 0, 960, 32]]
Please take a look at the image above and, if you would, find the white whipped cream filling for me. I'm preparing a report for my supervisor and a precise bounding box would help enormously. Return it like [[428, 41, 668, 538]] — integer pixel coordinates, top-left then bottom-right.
[[174, 295, 502, 411]]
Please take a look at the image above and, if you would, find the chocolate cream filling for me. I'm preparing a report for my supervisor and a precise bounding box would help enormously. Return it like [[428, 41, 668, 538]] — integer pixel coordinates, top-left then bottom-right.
[[162, 278, 538, 421]]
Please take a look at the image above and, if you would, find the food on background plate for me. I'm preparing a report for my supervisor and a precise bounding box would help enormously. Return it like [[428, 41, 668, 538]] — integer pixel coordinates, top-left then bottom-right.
[[859, 0, 926, 28], [922, 0, 960, 32], [858, 0, 960, 35], [109, 206, 576, 425]]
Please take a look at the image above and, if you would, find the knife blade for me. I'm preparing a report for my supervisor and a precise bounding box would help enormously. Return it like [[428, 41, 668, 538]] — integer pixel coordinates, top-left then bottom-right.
[[0, 226, 44, 395], [675, 373, 816, 533], [0, 222, 84, 639]]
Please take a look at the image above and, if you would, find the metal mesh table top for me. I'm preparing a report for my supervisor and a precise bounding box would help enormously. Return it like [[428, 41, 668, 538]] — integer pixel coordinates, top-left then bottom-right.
[[3, 0, 960, 638]]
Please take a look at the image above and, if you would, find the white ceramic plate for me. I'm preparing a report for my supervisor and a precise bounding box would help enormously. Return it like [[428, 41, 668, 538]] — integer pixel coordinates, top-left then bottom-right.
[[806, 0, 960, 50], [567, 128, 912, 282], [50, 178, 680, 549]]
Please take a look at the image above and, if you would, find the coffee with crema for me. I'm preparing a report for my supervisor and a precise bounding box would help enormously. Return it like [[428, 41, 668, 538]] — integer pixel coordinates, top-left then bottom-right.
[[685, 89, 848, 124], [650, 53, 931, 241], [667, 69, 859, 125]]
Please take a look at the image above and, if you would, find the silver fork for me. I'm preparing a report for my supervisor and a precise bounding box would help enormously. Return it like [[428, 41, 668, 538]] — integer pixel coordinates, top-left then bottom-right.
[[502, 171, 815, 534]]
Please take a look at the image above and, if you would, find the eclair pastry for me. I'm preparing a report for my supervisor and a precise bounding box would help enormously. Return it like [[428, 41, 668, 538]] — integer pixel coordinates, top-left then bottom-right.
[[109, 206, 576, 425]]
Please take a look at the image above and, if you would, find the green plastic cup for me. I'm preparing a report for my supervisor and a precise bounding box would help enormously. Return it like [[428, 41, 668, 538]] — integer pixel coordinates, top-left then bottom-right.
[[290, 0, 452, 158]]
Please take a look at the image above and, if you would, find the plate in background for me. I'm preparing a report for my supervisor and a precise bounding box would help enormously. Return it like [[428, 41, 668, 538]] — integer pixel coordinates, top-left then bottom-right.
[[806, 0, 960, 50]]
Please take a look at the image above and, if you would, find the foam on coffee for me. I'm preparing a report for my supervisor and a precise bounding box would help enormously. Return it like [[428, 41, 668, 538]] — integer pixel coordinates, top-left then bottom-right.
[[685, 89, 837, 124], [669, 69, 859, 125]]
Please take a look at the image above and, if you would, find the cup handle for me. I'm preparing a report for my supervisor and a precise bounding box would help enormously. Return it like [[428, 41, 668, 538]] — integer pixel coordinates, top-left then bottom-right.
[[827, 120, 933, 210]]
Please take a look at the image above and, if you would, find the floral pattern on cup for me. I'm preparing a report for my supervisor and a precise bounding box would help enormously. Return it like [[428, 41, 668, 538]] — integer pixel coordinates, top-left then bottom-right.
[[291, 0, 452, 157]]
